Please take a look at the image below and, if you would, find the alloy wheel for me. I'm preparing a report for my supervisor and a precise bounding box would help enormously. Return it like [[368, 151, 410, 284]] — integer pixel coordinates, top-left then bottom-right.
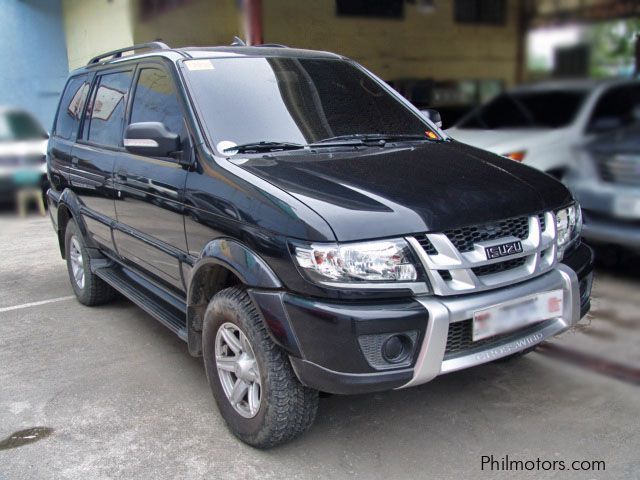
[[69, 236, 85, 290], [215, 322, 262, 418]]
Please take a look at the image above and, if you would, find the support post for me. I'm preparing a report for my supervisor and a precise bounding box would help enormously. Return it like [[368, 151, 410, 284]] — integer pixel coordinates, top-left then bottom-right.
[[243, 0, 263, 46]]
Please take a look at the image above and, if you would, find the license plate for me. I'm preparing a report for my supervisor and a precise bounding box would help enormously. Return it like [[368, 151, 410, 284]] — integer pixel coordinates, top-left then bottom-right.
[[613, 195, 640, 219], [472, 290, 563, 341]]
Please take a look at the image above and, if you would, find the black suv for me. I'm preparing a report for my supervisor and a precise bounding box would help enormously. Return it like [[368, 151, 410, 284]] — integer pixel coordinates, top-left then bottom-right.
[[47, 41, 594, 448]]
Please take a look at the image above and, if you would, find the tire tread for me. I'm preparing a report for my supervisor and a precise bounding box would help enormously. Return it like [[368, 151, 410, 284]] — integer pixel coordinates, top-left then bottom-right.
[[205, 287, 318, 448], [65, 220, 116, 306]]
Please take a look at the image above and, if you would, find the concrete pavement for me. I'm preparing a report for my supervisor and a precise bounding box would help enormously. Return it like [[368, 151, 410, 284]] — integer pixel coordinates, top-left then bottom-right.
[[1, 215, 638, 479]]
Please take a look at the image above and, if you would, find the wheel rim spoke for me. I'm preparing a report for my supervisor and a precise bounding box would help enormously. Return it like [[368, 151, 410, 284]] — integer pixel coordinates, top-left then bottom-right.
[[215, 356, 236, 373], [230, 379, 249, 404], [248, 383, 260, 415], [220, 327, 242, 355], [240, 334, 251, 352]]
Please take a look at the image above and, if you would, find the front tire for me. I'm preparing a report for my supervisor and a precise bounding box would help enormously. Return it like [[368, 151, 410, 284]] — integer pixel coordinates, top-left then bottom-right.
[[64, 219, 115, 306], [202, 287, 318, 448]]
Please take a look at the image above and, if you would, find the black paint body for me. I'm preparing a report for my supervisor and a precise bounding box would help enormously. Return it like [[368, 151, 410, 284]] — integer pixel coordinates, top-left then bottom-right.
[[47, 46, 593, 394]]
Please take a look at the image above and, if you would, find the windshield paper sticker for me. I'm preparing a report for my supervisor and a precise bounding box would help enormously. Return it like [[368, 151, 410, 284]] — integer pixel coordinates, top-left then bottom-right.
[[185, 60, 214, 71]]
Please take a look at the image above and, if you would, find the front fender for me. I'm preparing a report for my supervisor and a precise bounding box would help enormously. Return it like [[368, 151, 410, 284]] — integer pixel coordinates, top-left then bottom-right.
[[185, 238, 289, 357], [189, 238, 282, 297]]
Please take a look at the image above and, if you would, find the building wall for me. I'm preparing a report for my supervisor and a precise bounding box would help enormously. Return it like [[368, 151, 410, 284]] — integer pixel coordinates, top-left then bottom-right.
[[264, 0, 521, 86], [0, 0, 69, 130], [131, 0, 240, 47], [62, 0, 134, 70], [59, 0, 521, 93]]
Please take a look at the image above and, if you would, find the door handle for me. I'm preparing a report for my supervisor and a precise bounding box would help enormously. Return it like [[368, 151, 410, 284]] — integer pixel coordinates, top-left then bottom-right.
[[71, 157, 79, 166]]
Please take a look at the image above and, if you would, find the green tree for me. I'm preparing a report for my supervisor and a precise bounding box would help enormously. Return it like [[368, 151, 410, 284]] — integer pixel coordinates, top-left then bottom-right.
[[588, 18, 640, 78]]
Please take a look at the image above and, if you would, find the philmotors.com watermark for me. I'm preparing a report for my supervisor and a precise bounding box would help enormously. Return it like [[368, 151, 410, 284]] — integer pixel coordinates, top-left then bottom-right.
[[481, 454, 606, 473]]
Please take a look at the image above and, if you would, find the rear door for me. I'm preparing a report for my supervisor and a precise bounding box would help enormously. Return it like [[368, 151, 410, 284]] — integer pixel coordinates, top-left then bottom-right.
[[48, 74, 91, 193], [112, 62, 189, 293], [71, 68, 135, 251]]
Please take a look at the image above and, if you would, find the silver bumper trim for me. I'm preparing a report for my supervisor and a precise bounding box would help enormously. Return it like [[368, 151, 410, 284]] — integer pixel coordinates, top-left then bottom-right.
[[399, 264, 580, 389]]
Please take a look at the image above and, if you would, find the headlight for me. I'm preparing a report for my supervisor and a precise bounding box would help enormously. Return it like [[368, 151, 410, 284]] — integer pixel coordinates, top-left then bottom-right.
[[293, 238, 419, 285], [555, 203, 582, 259]]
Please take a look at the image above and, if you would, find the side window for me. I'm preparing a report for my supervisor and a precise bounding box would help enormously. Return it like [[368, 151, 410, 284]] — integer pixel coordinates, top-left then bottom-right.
[[54, 74, 90, 140], [86, 70, 134, 147], [130, 67, 185, 138], [588, 85, 640, 133]]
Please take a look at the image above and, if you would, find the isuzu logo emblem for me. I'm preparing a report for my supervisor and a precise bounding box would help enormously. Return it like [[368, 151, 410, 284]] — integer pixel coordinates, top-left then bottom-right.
[[485, 240, 523, 260]]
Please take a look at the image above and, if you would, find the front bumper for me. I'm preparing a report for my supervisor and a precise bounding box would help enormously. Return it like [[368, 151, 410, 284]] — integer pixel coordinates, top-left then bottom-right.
[[402, 262, 581, 388], [254, 243, 593, 394]]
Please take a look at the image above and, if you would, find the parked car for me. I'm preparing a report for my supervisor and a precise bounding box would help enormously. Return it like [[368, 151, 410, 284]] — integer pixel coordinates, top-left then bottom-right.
[[565, 123, 640, 252], [446, 79, 640, 178], [47, 41, 593, 448], [0, 107, 49, 204]]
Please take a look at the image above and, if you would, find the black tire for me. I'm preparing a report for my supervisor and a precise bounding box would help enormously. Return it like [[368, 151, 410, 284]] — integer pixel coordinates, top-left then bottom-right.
[[64, 219, 115, 306], [493, 346, 536, 363], [202, 287, 318, 448]]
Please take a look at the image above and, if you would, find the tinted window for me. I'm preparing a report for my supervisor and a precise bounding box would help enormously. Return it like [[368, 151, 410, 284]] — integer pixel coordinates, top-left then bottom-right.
[[55, 75, 89, 140], [130, 68, 184, 136], [86, 70, 133, 147], [588, 84, 640, 133], [184, 57, 438, 150], [458, 90, 586, 129]]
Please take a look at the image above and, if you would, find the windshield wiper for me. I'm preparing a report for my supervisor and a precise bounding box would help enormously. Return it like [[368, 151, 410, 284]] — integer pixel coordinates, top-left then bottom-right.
[[311, 133, 433, 145], [224, 141, 307, 153], [224, 134, 436, 154]]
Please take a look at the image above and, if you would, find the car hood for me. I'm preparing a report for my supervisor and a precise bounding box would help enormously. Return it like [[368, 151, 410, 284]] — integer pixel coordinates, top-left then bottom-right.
[[446, 127, 562, 154], [235, 141, 572, 242]]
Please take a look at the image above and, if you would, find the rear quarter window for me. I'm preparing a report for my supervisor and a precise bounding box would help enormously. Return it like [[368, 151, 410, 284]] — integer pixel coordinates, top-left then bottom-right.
[[54, 74, 90, 140]]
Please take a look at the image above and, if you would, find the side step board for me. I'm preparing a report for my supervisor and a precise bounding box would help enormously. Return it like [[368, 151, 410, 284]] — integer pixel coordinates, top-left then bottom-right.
[[94, 264, 188, 341]]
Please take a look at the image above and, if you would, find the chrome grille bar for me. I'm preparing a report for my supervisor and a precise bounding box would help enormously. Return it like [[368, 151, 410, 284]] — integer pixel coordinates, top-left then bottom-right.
[[407, 212, 557, 296]]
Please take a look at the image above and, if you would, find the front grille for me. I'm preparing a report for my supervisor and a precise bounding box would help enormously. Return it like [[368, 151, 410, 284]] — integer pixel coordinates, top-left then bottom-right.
[[595, 153, 640, 186], [444, 319, 554, 359], [444, 216, 530, 253], [417, 236, 437, 255], [538, 213, 546, 231], [438, 270, 452, 281], [412, 212, 556, 295], [472, 256, 527, 276]]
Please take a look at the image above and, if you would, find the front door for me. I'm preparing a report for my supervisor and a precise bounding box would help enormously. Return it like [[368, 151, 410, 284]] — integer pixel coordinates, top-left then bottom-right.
[[113, 63, 189, 293], [72, 68, 135, 251]]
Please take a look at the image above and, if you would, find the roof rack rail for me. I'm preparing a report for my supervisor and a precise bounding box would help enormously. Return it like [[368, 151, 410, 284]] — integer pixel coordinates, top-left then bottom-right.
[[87, 41, 170, 65], [257, 43, 289, 48]]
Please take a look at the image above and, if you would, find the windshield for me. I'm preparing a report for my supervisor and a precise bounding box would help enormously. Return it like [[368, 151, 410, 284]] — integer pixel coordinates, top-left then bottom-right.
[[183, 57, 440, 152], [456, 90, 587, 129], [0, 111, 47, 142]]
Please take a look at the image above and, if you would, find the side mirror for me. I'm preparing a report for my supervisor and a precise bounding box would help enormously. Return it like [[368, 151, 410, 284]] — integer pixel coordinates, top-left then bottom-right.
[[421, 108, 443, 128], [124, 122, 181, 158]]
